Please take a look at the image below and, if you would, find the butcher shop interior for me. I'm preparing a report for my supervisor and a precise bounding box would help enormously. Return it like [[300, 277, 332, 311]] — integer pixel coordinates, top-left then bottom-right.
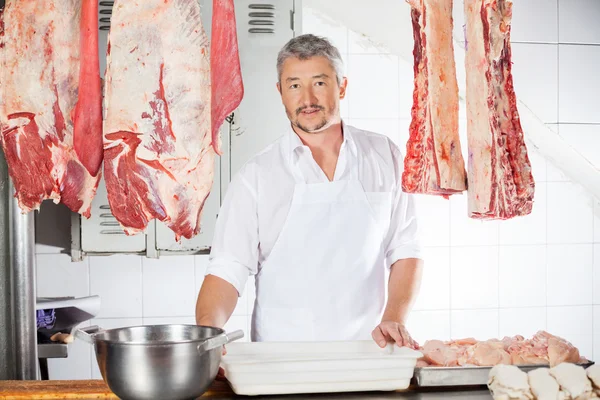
[[1, 0, 600, 399]]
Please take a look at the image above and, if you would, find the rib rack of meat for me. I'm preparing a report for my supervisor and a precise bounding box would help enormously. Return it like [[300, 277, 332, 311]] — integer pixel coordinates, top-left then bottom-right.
[[0, 0, 102, 217], [464, 0, 535, 219], [103, 0, 217, 240], [402, 0, 468, 197]]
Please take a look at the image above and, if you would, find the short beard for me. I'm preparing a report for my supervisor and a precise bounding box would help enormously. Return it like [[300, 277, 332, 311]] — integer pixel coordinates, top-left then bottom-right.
[[289, 104, 329, 133], [294, 117, 329, 133]]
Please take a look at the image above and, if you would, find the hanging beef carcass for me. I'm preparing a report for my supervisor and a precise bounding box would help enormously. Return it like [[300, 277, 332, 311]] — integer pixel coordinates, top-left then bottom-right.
[[0, 0, 102, 217], [211, 0, 244, 155], [103, 0, 243, 240], [464, 0, 535, 219], [402, 0, 468, 197]]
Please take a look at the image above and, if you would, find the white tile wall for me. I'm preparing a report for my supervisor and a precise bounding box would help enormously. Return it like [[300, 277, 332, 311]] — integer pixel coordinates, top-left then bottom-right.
[[558, 45, 600, 124], [558, 124, 600, 169], [414, 194, 451, 247], [547, 182, 594, 244], [511, 0, 558, 43], [498, 246, 546, 308], [511, 44, 558, 123], [547, 245, 593, 306], [451, 247, 499, 310], [547, 306, 594, 359], [558, 0, 600, 44], [89, 255, 142, 319], [451, 310, 499, 340], [347, 54, 399, 119], [347, 119, 401, 146], [595, 200, 600, 243], [450, 194, 500, 246], [499, 308, 547, 339], [36, 1, 600, 380], [595, 306, 600, 363], [36, 254, 89, 299], [594, 244, 600, 304], [412, 247, 450, 311], [407, 311, 451, 345], [498, 183, 547, 246], [142, 256, 196, 317]]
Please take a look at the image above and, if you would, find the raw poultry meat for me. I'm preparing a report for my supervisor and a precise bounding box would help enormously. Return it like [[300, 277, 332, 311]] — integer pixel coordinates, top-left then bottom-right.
[[587, 365, 600, 395], [463, 0, 535, 219], [527, 368, 562, 400], [0, 0, 102, 217], [487, 364, 533, 400], [103, 0, 217, 239], [549, 363, 594, 399], [402, 0, 468, 197], [210, 0, 244, 155], [490, 363, 599, 400], [419, 331, 581, 368]]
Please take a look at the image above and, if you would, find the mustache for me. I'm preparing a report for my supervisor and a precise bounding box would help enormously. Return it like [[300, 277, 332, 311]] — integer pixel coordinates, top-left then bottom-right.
[[296, 105, 324, 115]]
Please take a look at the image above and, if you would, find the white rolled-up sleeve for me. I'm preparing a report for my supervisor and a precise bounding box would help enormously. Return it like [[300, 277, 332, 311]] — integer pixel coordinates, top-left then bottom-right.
[[383, 146, 424, 268], [205, 166, 259, 297]]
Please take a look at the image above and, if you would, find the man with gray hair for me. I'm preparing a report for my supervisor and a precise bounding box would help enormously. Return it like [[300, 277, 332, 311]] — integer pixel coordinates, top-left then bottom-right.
[[196, 34, 424, 350]]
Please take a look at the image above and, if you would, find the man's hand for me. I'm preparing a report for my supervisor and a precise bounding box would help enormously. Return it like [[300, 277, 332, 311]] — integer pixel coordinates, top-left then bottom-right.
[[372, 320, 419, 350]]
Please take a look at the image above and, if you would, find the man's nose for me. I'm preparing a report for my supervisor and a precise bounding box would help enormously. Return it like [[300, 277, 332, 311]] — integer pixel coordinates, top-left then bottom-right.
[[300, 87, 317, 105]]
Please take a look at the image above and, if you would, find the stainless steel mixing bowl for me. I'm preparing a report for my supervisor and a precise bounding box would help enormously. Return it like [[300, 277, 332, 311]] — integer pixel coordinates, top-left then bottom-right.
[[76, 324, 243, 400]]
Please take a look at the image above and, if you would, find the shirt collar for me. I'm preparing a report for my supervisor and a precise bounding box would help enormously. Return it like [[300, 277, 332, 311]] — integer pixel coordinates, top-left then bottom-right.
[[286, 120, 356, 159]]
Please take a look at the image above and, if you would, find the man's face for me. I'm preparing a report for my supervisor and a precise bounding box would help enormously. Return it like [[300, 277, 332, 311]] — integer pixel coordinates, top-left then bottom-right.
[[277, 56, 347, 134]]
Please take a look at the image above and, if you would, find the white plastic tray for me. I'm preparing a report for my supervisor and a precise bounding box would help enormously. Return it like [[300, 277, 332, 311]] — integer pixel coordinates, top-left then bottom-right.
[[221, 340, 423, 396]]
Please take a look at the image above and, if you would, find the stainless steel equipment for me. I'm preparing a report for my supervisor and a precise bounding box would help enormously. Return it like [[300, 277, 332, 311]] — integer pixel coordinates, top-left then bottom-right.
[[76, 324, 244, 400], [413, 361, 596, 387]]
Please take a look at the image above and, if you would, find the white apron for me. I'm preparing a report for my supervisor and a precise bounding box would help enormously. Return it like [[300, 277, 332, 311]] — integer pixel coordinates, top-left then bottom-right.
[[251, 152, 393, 342]]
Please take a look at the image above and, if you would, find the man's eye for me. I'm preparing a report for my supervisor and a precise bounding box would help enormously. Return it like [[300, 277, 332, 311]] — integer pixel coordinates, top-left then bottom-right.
[[315, 81, 326, 86], [289, 84, 299, 89]]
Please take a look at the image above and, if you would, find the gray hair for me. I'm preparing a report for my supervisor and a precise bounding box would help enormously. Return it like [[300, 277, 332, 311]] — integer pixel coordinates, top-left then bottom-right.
[[276, 34, 344, 85]]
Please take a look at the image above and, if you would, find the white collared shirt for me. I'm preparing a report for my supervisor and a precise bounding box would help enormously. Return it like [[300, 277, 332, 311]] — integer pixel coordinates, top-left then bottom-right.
[[206, 122, 423, 296]]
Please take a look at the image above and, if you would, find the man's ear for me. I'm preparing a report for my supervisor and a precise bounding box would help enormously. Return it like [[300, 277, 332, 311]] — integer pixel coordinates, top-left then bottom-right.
[[339, 77, 348, 99], [276, 81, 282, 95]]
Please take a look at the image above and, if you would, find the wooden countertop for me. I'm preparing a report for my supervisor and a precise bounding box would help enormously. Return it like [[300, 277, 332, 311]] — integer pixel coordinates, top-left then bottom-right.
[[0, 379, 235, 399], [0, 379, 492, 399]]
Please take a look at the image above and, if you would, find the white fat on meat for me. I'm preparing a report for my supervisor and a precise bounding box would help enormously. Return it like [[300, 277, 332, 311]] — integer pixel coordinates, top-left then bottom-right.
[[550, 363, 594, 399], [487, 364, 533, 400], [528, 368, 565, 400], [102, 0, 214, 240]]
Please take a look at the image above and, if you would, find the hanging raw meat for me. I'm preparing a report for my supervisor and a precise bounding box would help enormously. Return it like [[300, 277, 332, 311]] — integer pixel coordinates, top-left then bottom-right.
[[0, 0, 102, 217], [211, 0, 244, 155], [104, 0, 227, 240], [402, 0, 468, 197], [464, 0, 535, 219]]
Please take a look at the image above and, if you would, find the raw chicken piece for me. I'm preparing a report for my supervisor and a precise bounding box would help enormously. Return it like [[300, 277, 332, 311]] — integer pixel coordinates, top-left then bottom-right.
[[402, 0, 468, 197], [487, 364, 533, 400], [550, 363, 594, 399], [548, 336, 581, 367], [463, 0, 535, 219], [421, 340, 464, 366], [466, 340, 511, 366], [587, 365, 600, 395], [528, 368, 564, 400]]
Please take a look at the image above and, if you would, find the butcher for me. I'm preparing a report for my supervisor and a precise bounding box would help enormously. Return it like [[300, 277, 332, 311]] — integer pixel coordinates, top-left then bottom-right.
[[195, 34, 424, 349]]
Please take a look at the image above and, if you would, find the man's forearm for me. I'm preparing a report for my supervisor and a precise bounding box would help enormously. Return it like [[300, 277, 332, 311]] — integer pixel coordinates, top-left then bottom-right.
[[195, 275, 239, 328], [381, 258, 424, 325]]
